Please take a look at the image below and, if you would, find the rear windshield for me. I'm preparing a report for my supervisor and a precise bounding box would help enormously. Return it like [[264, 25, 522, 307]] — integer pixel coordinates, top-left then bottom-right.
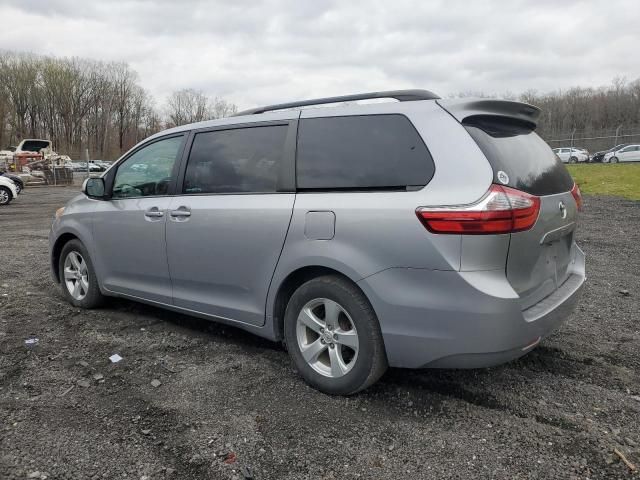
[[21, 141, 50, 152], [464, 118, 574, 196]]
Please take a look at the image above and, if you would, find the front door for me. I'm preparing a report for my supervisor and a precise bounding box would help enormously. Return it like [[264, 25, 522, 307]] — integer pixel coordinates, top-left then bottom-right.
[[623, 145, 640, 162], [166, 123, 296, 326], [92, 135, 185, 304]]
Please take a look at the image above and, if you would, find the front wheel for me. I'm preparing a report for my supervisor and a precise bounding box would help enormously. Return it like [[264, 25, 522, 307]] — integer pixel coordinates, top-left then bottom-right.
[[569, 156, 578, 163], [0, 187, 12, 205], [15, 183, 22, 194], [59, 239, 104, 308], [610, 156, 619, 163], [284, 275, 387, 395]]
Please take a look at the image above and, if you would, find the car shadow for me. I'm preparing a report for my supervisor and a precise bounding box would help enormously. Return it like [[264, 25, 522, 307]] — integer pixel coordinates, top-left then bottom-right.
[[98, 297, 584, 403], [105, 297, 282, 352]]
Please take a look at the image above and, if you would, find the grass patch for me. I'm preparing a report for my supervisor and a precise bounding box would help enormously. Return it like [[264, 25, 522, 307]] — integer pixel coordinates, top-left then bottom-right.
[[566, 163, 640, 200]]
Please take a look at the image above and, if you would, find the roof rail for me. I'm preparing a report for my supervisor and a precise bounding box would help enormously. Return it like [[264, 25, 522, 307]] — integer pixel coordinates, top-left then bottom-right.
[[233, 89, 440, 116]]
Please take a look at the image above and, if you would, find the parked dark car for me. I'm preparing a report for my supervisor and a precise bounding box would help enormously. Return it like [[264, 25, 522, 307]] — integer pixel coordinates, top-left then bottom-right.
[[591, 144, 628, 163], [0, 171, 24, 194]]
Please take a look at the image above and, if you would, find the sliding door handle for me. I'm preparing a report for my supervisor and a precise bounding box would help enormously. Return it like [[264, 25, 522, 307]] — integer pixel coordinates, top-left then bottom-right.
[[170, 207, 191, 218]]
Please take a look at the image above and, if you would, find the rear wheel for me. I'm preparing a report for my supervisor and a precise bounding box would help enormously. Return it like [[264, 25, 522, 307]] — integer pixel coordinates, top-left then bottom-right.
[[610, 156, 619, 163], [284, 275, 387, 395], [59, 239, 104, 308], [0, 187, 12, 205]]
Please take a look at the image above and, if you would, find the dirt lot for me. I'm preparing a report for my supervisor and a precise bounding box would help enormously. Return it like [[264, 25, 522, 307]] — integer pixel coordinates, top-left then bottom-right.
[[0, 186, 638, 480]]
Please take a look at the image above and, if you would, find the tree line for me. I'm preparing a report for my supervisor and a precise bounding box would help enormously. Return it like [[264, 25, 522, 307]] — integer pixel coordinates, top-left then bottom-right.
[[2, 50, 640, 160], [453, 77, 640, 150], [521, 77, 640, 143], [0, 51, 237, 160]]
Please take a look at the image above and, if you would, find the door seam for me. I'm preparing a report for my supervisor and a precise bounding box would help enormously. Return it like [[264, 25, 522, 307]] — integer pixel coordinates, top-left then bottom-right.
[[263, 193, 298, 326]]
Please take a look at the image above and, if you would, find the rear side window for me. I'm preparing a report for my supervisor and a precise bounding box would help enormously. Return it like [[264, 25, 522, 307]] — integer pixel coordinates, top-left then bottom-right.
[[296, 114, 434, 190], [464, 117, 574, 196], [183, 125, 287, 194]]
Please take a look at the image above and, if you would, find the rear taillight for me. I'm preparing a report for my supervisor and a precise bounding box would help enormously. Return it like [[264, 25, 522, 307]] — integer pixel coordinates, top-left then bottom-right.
[[416, 184, 541, 235], [571, 183, 583, 211]]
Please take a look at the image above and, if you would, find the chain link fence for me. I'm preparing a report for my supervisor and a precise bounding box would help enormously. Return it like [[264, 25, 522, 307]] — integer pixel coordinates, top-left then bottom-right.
[[1, 145, 109, 186]]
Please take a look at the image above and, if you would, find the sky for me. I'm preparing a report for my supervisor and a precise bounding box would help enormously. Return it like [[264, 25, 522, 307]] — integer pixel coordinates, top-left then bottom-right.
[[0, 0, 638, 109]]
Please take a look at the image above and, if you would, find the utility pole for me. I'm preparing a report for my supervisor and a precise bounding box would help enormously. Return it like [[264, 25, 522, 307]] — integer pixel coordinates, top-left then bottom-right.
[[85, 147, 90, 179], [614, 125, 622, 148]]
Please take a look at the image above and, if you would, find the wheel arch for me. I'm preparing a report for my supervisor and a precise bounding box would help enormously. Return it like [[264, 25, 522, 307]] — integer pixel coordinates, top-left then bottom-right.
[[51, 233, 80, 282], [0, 184, 14, 204], [270, 264, 374, 342]]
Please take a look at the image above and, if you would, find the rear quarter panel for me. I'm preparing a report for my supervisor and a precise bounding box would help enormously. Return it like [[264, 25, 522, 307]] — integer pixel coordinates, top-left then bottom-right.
[[266, 100, 495, 325]]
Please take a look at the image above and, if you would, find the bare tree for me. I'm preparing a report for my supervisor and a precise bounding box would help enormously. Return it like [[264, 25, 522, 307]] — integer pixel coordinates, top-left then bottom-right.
[[166, 88, 211, 127], [210, 97, 238, 119], [165, 89, 238, 127]]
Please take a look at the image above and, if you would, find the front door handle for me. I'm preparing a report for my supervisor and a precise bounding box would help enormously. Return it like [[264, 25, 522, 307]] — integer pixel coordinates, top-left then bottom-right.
[[144, 207, 164, 218], [170, 207, 191, 218]]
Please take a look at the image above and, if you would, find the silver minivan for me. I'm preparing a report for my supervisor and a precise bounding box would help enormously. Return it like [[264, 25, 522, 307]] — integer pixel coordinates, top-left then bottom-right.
[[49, 90, 585, 395]]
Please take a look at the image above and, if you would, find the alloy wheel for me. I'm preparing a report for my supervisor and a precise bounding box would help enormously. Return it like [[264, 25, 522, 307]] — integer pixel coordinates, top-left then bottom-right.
[[0, 189, 9, 204], [64, 251, 89, 300], [296, 298, 359, 378]]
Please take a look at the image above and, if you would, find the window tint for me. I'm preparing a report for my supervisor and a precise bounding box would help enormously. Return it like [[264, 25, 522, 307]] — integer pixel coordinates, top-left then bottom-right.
[[112, 136, 183, 198], [464, 118, 574, 196], [296, 115, 434, 190], [183, 125, 287, 194]]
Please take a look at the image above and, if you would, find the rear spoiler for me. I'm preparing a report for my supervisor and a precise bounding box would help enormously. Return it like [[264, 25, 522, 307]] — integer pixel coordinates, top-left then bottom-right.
[[437, 98, 541, 130]]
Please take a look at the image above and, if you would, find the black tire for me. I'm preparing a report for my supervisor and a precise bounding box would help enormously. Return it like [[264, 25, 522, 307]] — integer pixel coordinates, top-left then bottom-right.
[[58, 239, 104, 308], [0, 186, 12, 205], [610, 156, 619, 164], [569, 156, 578, 163], [284, 275, 387, 395], [15, 183, 22, 194]]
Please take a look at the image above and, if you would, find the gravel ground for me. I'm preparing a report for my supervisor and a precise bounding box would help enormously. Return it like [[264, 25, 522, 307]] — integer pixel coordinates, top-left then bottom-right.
[[0, 186, 638, 480]]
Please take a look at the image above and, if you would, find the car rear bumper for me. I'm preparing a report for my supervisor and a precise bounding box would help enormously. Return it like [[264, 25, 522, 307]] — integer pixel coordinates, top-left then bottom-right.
[[357, 245, 585, 369]]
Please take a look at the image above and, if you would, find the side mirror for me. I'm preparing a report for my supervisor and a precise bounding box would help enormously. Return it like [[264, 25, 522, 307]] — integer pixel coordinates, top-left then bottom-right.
[[82, 177, 106, 199]]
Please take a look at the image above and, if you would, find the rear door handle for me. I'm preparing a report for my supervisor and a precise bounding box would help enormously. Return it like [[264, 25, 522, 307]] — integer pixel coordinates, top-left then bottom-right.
[[144, 207, 164, 218]]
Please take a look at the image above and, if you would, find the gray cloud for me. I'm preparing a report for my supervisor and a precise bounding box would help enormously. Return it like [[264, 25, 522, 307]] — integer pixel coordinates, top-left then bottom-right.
[[0, 0, 638, 108]]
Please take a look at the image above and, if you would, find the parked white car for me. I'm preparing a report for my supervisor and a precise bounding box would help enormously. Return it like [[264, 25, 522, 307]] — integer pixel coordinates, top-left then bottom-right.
[[0, 175, 19, 205], [552, 147, 589, 163], [604, 144, 640, 163]]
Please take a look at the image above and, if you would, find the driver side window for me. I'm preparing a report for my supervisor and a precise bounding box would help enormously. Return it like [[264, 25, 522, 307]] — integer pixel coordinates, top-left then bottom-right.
[[112, 136, 184, 199]]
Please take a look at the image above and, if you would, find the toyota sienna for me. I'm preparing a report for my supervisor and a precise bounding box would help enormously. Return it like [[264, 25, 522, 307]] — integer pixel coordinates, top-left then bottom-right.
[[49, 90, 585, 395]]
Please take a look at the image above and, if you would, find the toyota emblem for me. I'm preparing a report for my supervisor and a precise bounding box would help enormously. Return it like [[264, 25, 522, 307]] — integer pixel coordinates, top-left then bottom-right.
[[559, 201, 567, 219]]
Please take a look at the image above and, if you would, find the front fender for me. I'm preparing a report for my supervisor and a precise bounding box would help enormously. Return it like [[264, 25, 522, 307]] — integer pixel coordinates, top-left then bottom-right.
[[49, 195, 98, 283]]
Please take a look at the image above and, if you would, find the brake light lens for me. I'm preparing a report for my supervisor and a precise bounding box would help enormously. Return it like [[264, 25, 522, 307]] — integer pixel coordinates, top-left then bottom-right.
[[571, 183, 582, 211], [416, 184, 540, 234]]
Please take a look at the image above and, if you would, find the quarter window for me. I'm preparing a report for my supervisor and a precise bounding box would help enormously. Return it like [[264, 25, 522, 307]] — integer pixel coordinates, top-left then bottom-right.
[[296, 115, 434, 190], [112, 136, 184, 198], [183, 125, 288, 194]]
